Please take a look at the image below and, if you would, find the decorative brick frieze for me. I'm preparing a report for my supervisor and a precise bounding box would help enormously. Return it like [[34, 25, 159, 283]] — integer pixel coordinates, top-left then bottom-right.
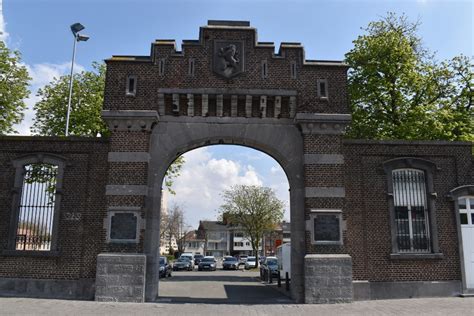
[[102, 110, 159, 132], [296, 113, 351, 135]]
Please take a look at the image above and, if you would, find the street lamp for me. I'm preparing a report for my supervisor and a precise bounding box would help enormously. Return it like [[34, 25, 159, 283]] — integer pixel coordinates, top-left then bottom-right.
[[65, 23, 89, 136]]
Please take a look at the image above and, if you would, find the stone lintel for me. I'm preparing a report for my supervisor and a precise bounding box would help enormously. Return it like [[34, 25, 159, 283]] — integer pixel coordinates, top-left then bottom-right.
[[158, 88, 297, 96], [305, 187, 345, 198], [296, 113, 351, 135], [106, 185, 148, 196], [102, 110, 159, 132], [304, 154, 344, 165], [108, 152, 150, 163]]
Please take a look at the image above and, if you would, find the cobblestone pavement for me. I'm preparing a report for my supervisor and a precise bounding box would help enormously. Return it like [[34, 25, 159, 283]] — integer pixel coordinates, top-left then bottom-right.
[[0, 296, 473, 316]]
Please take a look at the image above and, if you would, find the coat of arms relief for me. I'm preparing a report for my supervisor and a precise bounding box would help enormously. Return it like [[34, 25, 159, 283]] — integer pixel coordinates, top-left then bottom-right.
[[213, 41, 244, 78]]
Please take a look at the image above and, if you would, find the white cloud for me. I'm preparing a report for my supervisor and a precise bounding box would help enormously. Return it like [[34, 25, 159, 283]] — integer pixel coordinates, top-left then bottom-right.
[[13, 62, 85, 135], [168, 147, 264, 228], [0, 0, 8, 42]]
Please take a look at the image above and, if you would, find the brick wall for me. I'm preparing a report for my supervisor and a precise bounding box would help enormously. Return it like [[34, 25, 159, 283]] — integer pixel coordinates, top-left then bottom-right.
[[343, 140, 473, 282], [0, 136, 109, 280]]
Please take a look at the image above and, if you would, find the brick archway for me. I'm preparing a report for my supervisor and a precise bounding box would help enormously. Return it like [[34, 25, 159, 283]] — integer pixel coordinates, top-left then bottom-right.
[[144, 117, 305, 302]]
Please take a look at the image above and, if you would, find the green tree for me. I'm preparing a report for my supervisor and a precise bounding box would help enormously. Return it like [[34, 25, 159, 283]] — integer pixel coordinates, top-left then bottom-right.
[[220, 185, 285, 268], [32, 62, 108, 137], [32, 61, 184, 193], [345, 13, 473, 141], [0, 40, 30, 134]]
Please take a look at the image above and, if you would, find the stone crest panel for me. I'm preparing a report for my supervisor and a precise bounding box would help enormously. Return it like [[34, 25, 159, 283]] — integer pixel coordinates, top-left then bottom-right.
[[213, 40, 244, 78]]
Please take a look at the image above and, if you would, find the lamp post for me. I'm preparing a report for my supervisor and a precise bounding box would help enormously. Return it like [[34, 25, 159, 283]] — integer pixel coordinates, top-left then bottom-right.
[[65, 23, 89, 136]]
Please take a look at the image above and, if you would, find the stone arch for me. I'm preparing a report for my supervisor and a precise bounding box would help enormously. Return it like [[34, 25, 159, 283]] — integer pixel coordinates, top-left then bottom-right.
[[144, 118, 305, 302]]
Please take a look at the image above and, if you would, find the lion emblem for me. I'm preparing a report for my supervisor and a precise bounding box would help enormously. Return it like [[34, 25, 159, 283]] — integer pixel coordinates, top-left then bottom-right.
[[213, 41, 244, 78]]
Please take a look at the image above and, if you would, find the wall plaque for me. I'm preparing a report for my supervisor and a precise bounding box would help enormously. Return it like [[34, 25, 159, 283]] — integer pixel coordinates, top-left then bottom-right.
[[110, 212, 138, 241], [314, 214, 340, 242]]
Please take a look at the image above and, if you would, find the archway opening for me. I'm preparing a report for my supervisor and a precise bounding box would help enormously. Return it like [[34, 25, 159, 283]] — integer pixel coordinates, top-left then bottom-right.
[[156, 144, 292, 304]]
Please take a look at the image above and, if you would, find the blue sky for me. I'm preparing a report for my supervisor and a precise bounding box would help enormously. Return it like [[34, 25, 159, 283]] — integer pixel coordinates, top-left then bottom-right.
[[2, 0, 472, 227]]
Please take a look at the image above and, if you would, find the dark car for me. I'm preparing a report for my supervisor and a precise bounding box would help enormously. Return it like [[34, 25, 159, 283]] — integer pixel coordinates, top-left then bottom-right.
[[260, 256, 279, 280], [159, 256, 172, 278], [194, 254, 204, 265], [198, 256, 217, 271], [222, 256, 239, 270], [173, 257, 192, 271]]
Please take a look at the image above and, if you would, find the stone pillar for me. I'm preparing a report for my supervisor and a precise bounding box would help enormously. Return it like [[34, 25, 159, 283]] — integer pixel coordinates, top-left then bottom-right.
[[304, 254, 353, 304], [245, 95, 252, 117], [274, 96, 281, 118], [187, 94, 194, 117], [202, 94, 208, 116], [260, 95, 267, 118], [95, 253, 146, 302], [231, 95, 238, 117], [216, 94, 223, 117]]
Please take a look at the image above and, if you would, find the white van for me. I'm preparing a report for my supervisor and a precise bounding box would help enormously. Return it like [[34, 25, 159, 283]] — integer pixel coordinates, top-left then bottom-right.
[[179, 253, 194, 268], [276, 243, 291, 279]]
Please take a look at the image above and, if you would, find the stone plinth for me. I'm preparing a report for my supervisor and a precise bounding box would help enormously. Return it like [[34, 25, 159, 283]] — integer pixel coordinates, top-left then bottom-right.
[[95, 253, 146, 302], [304, 254, 352, 304]]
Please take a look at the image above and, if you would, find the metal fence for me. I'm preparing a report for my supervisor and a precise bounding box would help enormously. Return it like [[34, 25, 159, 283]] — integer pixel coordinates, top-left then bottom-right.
[[15, 163, 58, 251], [392, 169, 430, 253]]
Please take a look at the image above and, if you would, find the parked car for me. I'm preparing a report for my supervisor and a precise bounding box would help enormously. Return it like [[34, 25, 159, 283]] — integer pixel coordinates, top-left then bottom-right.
[[159, 256, 172, 278], [259, 256, 266, 264], [245, 256, 257, 269], [198, 256, 217, 271], [173, 257, 193, 271], [179, 253, 195, 269], [238, 255, 248, 265], [194, 254, 204, 265], [260, 256, 279, 279], [222, 256, 239, 270]]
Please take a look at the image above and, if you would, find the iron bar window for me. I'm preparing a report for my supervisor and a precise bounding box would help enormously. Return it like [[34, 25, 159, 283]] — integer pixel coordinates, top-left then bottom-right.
[[392, 169, 430, 253], [15, 163, 58, 251]]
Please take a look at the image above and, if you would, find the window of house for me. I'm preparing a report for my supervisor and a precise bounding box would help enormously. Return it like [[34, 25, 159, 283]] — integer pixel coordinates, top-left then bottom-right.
[[246, 242, 250, 246], [392, 169, 430, 252], [126, 76, 137, 96], [458, 197, 474, 225], [383, 158, 441, 257], [9, 155, 66, 253], [188, 58, 195, 77], [261, 60, 268, 79], [158, 58, 166, 76], [317, 79, 328, 98], [290, 61, 297, 79], [234, 231, 244, 238]]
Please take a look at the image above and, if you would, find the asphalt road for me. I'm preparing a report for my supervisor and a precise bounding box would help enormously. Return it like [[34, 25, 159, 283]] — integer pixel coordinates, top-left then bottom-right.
[[158, 269, 293, 304]]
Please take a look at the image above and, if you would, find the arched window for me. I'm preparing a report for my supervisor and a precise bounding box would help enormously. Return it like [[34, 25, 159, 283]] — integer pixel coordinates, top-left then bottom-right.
[[8, 154, 66, 253], [383, 158, 442, 258]]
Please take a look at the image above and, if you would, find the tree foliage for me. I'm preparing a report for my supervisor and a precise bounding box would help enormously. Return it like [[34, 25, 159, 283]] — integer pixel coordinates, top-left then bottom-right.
[[160, 204, 190, 254], [345, 13, 473, 141], [32, 62, 108, 137], [32, 61, 184, 192], [220, 185, 285, 267], [0, 40, 30, 134]]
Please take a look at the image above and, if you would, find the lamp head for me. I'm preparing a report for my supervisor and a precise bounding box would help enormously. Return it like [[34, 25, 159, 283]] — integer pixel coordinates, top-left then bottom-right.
[[70, 23, 85, 35], [77, 34, 90, 42]]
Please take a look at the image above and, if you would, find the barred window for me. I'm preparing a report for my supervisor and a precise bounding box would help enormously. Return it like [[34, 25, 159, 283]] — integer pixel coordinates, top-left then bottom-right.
[[9, 155, 66, 253], [392, 169, 430, 253], [15, 163, 58, 251], [383, 157, 441, 257]]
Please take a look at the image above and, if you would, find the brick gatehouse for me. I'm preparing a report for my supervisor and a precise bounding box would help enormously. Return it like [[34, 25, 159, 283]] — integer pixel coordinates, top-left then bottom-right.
[[0, 21, 473, 303]]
